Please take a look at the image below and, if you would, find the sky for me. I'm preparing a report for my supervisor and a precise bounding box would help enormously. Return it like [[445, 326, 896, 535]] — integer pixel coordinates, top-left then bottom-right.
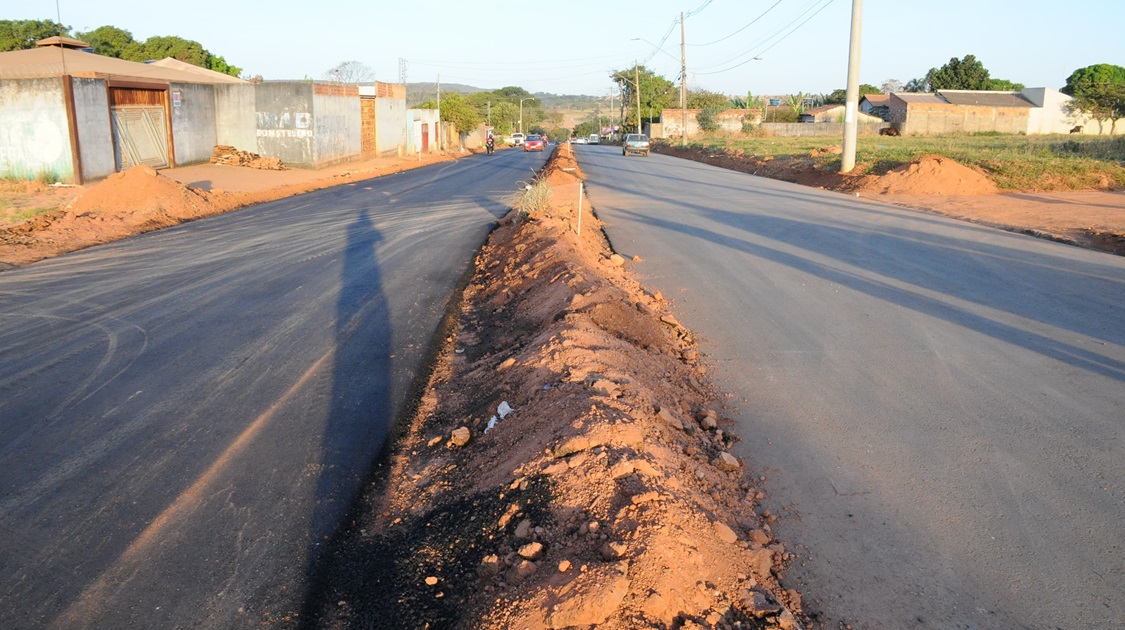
[[11, 0, 1125, 97]]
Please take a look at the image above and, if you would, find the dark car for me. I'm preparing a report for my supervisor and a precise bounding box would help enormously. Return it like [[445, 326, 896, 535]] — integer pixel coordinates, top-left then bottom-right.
[[523, 134, 545, 152], [622, 133, 650, 157]]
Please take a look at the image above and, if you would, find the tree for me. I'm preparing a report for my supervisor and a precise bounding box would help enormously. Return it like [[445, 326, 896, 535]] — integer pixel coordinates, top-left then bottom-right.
[[785, 92, 808, 115], [490, 102, 519, 135], [881, 78, 903, 94], [824, 84, 881, 104], [1062, 63, 1125, 133], [686, 89, 728, 110], [987, 78, 1024, 91], [904, 77, 929, 92], [324, 60, 374, 84], [0, 19, 70, 51], [438, 92, 482, 134], [610, 64, 677, 131], [925, 55, 991, 91], [77, 25, 138, 58]]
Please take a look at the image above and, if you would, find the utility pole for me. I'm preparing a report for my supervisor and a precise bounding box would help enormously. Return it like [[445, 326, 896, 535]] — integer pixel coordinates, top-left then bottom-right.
[[680, 11, 687, 146], [636, 61, 642, 134], [841, 0, 863, 172]]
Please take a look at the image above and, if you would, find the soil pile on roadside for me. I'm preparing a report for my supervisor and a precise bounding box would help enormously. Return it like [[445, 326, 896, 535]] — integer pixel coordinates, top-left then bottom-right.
[[304, 146, 805, 629], [863, 154, 998, 195], [0, 165, 217, 265]]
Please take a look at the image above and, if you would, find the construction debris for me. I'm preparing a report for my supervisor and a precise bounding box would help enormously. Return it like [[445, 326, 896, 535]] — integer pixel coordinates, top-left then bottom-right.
[[209, 145, 287, 170]]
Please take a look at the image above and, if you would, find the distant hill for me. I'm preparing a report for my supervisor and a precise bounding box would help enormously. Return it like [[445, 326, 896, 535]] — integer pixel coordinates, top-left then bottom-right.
[[406, 82, 599, 108]]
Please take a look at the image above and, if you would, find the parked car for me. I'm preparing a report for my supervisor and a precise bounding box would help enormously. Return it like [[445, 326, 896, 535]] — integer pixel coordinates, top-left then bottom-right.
[[622, 133, 650, 157], [510, 133, 525, 146], [523, 134, 545, 152], [588, 134, 600, 144]]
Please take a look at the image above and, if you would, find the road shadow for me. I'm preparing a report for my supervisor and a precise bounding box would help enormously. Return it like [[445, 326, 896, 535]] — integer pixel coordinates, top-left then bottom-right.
[[298, 208, 395, 608]]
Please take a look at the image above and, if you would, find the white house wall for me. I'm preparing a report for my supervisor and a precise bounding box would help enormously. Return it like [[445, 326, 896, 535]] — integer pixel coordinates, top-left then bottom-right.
[[312, 87, 362, 166], [70, 77, 115, 181], [0, 77, 74, 182], [170, 83, 217, 165]]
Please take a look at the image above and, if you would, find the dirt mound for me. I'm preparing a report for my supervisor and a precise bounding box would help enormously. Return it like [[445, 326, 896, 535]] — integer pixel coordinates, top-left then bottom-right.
[[0, 165, 217, 265], [863, 154, 998, 195], [305, 147, 804, 629]]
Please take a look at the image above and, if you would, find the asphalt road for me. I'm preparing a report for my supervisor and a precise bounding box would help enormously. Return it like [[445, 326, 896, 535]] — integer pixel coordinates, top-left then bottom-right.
[[0, 147, 549, 629], [576, 144, 1125, 629]]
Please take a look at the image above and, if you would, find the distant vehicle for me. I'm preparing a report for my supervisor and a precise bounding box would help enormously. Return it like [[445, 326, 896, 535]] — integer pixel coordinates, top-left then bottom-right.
[[572, 137, 588, 145], [588, 134, 600, 144], [622, 133, 650, 157], [510, 133, 525, 146], [523, 134, 545, 152]]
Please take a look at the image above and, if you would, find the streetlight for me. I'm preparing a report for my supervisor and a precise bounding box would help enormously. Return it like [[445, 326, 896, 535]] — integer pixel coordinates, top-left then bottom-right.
[[519, 97, 533, 135]]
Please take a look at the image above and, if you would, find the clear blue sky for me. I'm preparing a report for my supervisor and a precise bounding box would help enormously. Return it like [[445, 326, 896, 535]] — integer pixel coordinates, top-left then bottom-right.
[[14, 0, 1125, 96]]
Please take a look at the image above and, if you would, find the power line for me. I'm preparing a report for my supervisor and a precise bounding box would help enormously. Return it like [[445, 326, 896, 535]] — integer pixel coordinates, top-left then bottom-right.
[[685, 0, 715, 17], [690, 0, 786, 47], [695, 0, 834, 73]]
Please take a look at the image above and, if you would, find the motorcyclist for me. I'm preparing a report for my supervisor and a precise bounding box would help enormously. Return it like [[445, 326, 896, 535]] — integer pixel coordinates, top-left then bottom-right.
[[486, 133, 495, 155]]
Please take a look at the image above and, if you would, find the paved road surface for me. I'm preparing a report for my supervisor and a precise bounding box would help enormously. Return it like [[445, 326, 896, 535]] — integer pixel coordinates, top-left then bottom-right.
[[577, 144, 1125, 629], [0, 148, 548, 629]]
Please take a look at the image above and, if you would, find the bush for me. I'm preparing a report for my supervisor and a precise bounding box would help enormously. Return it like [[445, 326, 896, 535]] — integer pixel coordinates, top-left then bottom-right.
[[697, 106, 723, 132]]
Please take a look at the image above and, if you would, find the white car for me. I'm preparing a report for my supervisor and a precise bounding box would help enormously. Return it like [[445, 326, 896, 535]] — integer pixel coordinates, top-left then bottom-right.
[[510, 133, 525, 146], [588, 134, 600, 144], [572, 137, 588, 144]]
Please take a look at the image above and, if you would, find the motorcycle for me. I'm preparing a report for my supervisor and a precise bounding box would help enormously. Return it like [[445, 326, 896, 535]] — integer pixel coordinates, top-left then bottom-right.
[[485, 138, 495, 156]]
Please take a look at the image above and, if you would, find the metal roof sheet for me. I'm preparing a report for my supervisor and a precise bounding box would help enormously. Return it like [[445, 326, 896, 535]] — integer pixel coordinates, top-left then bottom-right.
[[937, 90, 1035, 108], [0, 47, 246, 84]]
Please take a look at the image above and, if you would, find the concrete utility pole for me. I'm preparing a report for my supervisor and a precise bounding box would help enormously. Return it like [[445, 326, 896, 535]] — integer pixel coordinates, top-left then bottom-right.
[[841, 0, 863, 172], [680, 12, 687, 146], [436, 73, 441, 152], [636, 61, 642, 134]]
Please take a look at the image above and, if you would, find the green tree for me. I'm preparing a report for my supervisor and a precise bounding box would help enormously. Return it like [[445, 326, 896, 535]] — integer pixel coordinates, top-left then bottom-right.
[[925, 55, 991, 90], [686, 89, 728, 110], [903, 77, 929, 92], [785, 92, 808, 115], [0, 19, 70, 51], [489, 101, 520, 135], [208, 55, 241, 77], [824, 84, 882, 104], [610, 64, 677, 132], [1062, 63, 1125, 133], [987, 78, 1024, 91], [438, 92, 482, 134], [76, 25, 137, 58]]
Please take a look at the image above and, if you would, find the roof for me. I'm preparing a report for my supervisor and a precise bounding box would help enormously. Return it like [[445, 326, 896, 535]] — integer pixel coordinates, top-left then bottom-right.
[[861, 94, 890, 106], [0, 47, 246, 84], [891, 93, 947, 105], [148, 57, 245, 83], [937, 90, 1035, 108], [36, 36, 91, 49], [804, 104, 845, 115]]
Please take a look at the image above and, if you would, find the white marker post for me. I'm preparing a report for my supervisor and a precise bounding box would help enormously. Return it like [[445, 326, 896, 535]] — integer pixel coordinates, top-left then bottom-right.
[[577, 183, 583, 236]]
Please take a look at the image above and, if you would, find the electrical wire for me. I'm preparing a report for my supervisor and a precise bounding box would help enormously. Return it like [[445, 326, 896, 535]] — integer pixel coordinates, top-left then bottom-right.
[[695, 0, 835, 75], [688, 0, 832, 70], [689, 0, 785, 47], [685, 0, 714, 17]]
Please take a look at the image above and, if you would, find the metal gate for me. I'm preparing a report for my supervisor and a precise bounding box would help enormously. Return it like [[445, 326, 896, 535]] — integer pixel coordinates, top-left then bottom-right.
[[421, 123, 429, 153], [111, 106, 169, 170]]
